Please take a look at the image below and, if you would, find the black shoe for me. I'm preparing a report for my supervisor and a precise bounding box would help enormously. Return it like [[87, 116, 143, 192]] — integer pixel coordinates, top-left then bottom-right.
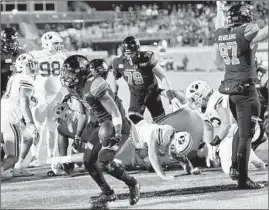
[[237, 178, 264, 190], [90, 190, 117, 204], [229, 167, 239, 180], [128, 182, 141, 205]]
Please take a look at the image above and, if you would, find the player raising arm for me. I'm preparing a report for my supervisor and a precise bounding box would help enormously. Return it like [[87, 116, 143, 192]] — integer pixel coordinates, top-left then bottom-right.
[[215, 1, 268, 189]]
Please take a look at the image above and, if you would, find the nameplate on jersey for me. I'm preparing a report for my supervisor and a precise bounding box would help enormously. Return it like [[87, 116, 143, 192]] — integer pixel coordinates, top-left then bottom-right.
[[218, 34, 236, 41], [5, 58, 12, 63], [139, 62, 148, 67]]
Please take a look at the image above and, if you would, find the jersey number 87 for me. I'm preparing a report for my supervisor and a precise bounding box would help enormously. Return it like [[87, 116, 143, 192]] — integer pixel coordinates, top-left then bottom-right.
[[40, 61, 61, 77]]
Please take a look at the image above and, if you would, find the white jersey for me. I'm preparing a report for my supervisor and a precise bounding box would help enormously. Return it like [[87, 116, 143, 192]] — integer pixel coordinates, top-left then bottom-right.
[[203, 90, 230, 129], [29, 49, 67, 96], [1, 73, 34, 124]]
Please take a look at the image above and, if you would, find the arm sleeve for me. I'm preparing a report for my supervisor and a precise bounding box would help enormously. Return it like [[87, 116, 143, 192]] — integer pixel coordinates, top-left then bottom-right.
[[112, 59, 123, 79], [90, 77, 110, 99], [244, 22, 260, 41]]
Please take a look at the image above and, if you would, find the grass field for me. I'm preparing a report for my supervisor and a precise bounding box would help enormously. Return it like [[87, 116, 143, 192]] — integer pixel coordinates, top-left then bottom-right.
[[1, 72, 268, 209]]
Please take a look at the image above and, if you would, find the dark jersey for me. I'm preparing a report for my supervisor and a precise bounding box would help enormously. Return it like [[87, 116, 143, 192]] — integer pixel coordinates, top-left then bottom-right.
[[215, 22, 259, 81], [67, 76, 126, 123], [1, 48, 25, 74], [112, 51, 159, 95]]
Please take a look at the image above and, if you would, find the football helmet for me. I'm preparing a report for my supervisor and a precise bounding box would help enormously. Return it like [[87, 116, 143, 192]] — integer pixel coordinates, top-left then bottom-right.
[[41, 31, 64, 53], [53, 103, 71, 122], [227, 4, 253, 25], [15, 53, 37, 76], [88, 59, 109, 80], [169, 132, 193, 156], [256, 66, 268, 87], [185, 80, 212, 109], [60, 55, 89, 88], [121, 36, 140, 60], [1, 28, 19, 54]]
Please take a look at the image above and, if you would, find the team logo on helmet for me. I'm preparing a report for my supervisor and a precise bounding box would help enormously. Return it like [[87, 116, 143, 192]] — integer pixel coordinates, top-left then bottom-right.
[[169, 132, 193, 155]]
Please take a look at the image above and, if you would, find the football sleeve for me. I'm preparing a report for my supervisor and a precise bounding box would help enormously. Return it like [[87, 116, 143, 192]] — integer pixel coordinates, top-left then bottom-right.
[[112, 59, 123, 79], [244, 22, 260, 41], [90, 77, 110, 99], [19, 75, 34, 90]]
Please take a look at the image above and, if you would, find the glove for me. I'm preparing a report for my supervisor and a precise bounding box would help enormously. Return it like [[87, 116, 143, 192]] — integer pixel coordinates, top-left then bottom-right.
[[72, 135, 82, 153], [62, 94, 72, 103], [114, 133, 122, 144], [210, 135, 222, 146], [171, 98, 182, 112]]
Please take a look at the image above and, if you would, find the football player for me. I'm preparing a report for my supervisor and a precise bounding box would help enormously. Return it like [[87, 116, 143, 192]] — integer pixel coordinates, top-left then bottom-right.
[[60, 55, 140, 206], [1, 53, 38, 176], [185, 80, 266, 174], [28, 31, 68, 166], [252, 65, 268, 150], [215, 1, 268, 189], [1, 28, 25, 97], [111, 36, 181, 125]]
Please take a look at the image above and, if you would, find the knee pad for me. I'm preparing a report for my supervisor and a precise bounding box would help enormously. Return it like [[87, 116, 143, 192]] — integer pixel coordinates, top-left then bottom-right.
[[128, 113, 143, 125], [98, 120, 115, 147], [106, 161, 125, 174]]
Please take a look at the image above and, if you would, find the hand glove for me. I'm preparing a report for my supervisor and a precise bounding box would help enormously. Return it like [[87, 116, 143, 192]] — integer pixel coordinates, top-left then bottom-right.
[[114, 133, 122, 144], [62, 94, 72, 103], [210, 135, 222, 146], [72, 135, 82, 153]]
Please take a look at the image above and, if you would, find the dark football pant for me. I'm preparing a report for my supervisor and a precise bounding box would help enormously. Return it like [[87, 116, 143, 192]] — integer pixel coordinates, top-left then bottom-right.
[[128, 92, 165, 124], [229, 86, 260, 184], [83, 119, 136, 195]]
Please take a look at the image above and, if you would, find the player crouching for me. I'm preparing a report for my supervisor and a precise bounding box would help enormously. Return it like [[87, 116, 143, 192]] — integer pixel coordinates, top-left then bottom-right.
[[58, 56, 140, 206]]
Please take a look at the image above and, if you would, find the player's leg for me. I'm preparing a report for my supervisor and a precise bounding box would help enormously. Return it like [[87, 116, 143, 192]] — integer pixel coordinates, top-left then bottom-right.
[[1, 123, 19, 174], [233, 90, 262, 189], [58, 134, 69, 156], [83, 127, 116, 204], [13, 123, 35, 177], [128, 93, 145, 124], [29, 100, 47, 167], [98, 119, 140, 205], [229, 97, 240, 180], [145, 93, 166, 122]]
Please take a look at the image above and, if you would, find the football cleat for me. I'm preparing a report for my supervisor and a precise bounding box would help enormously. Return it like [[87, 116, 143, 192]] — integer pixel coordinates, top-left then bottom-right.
[[90, 191, 117, 204], [12, 168, 34, 177], [128, 182, 141, 205], [237, 178, 264, 190]]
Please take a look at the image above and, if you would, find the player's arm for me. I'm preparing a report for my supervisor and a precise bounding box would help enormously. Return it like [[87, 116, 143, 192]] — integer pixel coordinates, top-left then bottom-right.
[[100, 92, 122, 138], [215, 107, 232, 141], [111, 60, 122, 96], [19, 85, 35, 125], [215, 1, 225, 30], [250, 25, 268, 47], [75, 100, 88, 139]]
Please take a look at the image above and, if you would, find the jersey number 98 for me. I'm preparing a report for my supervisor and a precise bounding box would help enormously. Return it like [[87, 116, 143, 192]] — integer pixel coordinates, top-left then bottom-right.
[[40, 61, 61, 77]]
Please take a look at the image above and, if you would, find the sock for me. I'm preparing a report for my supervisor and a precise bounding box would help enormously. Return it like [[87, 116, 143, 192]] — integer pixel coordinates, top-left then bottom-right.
[[14, 158, 24, 169]]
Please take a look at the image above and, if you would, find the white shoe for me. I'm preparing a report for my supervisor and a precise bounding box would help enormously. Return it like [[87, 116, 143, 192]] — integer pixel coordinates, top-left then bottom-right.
[[28, 157, 40, 168]]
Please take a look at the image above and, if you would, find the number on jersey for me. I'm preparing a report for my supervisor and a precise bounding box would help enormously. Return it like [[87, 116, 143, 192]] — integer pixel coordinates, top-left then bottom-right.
[[218, 41, 240, 65], [40, 61, 61, 77], [124, 71, 144, 85]]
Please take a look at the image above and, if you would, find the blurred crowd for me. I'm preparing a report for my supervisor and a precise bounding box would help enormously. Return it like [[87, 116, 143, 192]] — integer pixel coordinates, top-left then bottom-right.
[[5, 1, 268, 51]]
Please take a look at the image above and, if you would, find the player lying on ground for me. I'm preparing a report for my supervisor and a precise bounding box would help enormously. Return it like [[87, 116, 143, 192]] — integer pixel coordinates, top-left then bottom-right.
[[1, 53, 39, 176], [185, 80, 266, 174], [29, 31, 68, 167], [59, 56, 140, 206]]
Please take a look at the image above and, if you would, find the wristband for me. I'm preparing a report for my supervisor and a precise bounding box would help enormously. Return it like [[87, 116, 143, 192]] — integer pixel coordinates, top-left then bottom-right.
[[112, 116, 122, 126]]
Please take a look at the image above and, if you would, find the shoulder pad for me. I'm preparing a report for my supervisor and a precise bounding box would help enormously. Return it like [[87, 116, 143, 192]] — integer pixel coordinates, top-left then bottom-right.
[[142, 51, 158, 68], [89, 77, 110, 99], [244, 22, 259, 41]]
